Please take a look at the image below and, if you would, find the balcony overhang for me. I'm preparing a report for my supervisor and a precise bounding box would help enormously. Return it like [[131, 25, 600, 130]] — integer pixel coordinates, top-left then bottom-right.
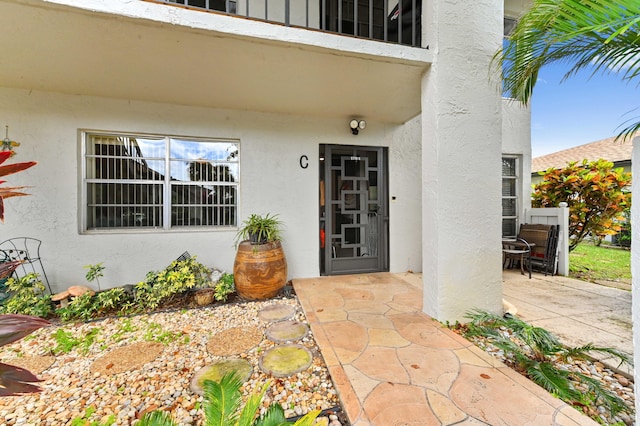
[[0, 0, 432, 124]]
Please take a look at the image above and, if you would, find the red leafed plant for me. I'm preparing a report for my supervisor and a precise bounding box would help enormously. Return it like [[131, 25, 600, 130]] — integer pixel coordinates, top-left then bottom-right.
[[0, 314, 50, 396], [0, 151, 36, 223]]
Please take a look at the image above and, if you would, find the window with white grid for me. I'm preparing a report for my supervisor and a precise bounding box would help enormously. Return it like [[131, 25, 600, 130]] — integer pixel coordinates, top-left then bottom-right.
[[83, 132, 239, 231], [502, 156, 519, 238]]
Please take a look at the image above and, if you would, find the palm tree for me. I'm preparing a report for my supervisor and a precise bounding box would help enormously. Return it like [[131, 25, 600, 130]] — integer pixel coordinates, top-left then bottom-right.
[[494, 0, 640, 139]]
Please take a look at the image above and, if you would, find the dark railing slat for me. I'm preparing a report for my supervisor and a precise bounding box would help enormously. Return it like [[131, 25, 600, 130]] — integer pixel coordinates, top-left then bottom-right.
[[338, 0, 342, 35], [159, 0, 421, 48], [412, 0, 416, 46], [383, 0, 388, 42]]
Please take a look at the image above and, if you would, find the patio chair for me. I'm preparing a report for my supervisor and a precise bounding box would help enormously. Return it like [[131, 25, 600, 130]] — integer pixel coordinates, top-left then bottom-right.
[[502, 237, 532, 278], [518, 224, 559, 276], [0, 238, 52, 294]]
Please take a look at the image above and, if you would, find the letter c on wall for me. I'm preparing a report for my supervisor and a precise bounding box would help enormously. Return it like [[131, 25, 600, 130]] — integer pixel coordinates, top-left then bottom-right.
[[300, 155, 309, 169]]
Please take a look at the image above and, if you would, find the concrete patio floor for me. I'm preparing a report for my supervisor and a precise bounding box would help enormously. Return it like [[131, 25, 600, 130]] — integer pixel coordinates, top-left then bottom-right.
[[293, 272, 605, 425], [502, 269, 633, 376]]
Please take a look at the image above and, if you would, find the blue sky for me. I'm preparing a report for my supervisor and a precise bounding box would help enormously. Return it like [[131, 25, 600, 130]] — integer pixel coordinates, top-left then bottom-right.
[[530, 62, 638, 158]]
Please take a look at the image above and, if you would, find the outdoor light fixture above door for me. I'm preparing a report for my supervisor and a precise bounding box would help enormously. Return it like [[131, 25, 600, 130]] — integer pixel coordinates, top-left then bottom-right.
[[349, 119, 366, 135]]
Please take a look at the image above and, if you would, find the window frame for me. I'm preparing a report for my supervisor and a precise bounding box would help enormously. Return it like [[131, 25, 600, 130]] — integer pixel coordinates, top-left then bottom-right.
[[81, 130, 240, 233], [501, 155, 520, 239]]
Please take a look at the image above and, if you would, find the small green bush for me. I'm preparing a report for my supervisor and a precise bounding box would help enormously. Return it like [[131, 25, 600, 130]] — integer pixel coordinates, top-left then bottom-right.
[[3, 257, 215, 322], [56, 293, 97, 322], [0, 273, 53, 318], [95, 287, 130, 313], [134, 257, 211, 311], [214, 273, 235, 302]]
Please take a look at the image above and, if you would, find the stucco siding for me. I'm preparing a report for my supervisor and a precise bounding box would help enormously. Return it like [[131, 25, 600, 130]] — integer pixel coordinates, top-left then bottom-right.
[[0, 87, 422, 291], [502, 99, 533, 223]]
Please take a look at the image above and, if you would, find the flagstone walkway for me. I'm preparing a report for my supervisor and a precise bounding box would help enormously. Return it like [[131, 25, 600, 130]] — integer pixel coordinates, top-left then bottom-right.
[[293, 272, 598, 425]]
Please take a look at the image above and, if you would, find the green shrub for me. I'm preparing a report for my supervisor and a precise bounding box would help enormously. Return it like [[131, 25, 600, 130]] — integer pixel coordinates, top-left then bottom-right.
[[95, 287, 130, 313], [0, 273, 53, 318], [214, 273, 235, 302], [134, 257, 211, 311], [56, 293, 97, 322]]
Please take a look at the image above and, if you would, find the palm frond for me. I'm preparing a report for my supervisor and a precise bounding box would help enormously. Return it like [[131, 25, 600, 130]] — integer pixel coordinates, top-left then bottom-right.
[[253, 403, 287, 426], [527, 361, 583, 402], [575, 371, 631, 415], [203, 373, 243, 426], [463, 309, 506, 337], [291, 410, 321, 426], [237, 381, 269, 426], [137, 411, 178, 426], [507, 321, 563, 356], [464, 308, 505, 325], [615, 114, 640, 142], [494, 0, 640, 128], [560, 343, 630, 366]]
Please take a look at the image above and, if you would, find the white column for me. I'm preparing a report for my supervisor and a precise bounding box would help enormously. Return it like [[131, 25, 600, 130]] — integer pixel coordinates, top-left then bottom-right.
[[631, 137, 639, 424], [421, 0, 504, 323]]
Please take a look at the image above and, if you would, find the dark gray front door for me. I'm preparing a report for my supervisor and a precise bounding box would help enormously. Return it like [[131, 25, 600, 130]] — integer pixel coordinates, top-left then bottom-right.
[[320, 145, 388, 275]]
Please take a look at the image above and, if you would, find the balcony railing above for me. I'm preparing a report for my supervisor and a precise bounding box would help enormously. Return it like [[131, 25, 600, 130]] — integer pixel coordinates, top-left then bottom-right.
[[154, 0, 422, 48]]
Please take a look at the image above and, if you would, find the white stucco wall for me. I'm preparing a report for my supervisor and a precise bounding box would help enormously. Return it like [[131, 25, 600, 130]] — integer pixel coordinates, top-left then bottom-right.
[[0, 87, 422, 292], [388, 115, 422, 273], [502, 99, 533, 224], [421, 0, 504, 322]]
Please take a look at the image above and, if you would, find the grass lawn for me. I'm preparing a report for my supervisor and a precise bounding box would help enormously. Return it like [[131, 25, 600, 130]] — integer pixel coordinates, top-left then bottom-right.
[[569, 243, 631, 283]]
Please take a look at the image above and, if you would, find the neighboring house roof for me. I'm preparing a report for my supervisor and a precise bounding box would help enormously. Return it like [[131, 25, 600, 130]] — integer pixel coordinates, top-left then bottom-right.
[[532, 134, 636, 173]]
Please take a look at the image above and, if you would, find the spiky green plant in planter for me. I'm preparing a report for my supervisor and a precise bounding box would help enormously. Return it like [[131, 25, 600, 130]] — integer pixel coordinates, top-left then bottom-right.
[[139, 371, 319, 426], [235, 213, 283, 246], [463, 309, 631, 417]]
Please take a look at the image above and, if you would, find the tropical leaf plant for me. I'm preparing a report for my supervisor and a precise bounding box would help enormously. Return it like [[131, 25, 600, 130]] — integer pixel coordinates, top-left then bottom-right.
[[532, 159, 631, 250], [0, 150, 36, 222], [0, 314, 50, 396], [139, 371, 320, 426], [463, 309, 631, 417], [493, 0, 640, 140], [0, 260, 22, 281]]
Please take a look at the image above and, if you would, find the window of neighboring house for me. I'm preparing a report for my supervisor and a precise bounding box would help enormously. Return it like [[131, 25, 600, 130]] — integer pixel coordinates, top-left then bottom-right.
[[502, 156, 519, 238], [83, 132, 239, 231]]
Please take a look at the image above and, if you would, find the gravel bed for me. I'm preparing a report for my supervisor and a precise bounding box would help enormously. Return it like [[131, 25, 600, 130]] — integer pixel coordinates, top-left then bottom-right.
[[0, 297, 344, 425]]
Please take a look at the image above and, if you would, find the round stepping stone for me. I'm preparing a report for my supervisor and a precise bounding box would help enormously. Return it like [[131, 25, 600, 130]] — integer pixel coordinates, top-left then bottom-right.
[[265, 321, 308, 343], [190, 358, 252, 395], [90, 342, 164, 376], [259, 344, 312, 378], [206, 327, 262, 356], [258, 303, 296, 322]]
